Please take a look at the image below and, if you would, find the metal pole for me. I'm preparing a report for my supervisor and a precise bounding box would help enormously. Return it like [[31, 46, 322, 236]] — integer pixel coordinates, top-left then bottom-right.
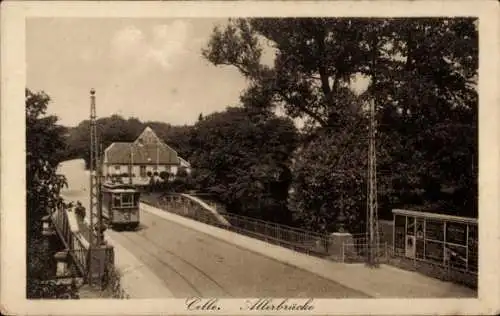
[[97, 143, 103, 246], [89, 89, 95, 285], [366, 97, 379, 267], [90, 89, 103, 247], [129, 147, 133, 185]]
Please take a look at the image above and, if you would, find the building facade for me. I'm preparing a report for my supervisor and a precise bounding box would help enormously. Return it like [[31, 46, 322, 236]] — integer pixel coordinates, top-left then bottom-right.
[[102, 126, 191, 184]]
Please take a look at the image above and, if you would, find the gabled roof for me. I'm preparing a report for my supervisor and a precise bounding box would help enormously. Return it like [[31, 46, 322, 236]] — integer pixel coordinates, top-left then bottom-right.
[[105, 142, 131, 156], [104, 126, 180, 165], [134, 126, 162, 145], [179, 157, 191, 167]]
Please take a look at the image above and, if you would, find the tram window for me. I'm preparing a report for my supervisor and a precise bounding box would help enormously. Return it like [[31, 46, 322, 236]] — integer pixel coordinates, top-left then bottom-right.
[[134, 193, 141, 206], [113, 194, 121, 207], [121, 193, 134, 207]]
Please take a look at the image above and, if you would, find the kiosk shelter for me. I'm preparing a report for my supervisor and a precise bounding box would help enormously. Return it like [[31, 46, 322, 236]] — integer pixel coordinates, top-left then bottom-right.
[[392, 209, 477, 275]]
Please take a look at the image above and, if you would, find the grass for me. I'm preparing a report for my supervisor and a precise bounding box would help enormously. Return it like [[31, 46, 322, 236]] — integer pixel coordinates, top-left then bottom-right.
[[77, 256, 130, 299], [108, 268, 130, 299]]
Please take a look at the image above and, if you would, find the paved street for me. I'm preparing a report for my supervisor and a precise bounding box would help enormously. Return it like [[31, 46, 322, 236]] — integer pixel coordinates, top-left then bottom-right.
[[108, 210, 368, 297], [59, 159, 367, 298]]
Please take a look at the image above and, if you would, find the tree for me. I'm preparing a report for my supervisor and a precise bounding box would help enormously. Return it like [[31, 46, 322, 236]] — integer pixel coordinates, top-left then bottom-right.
[[189, 106, 298, 223], [26, 89, 68, 231], [64, 115, 144, 170], [203, 18, 477, 130], [371, 19, 478, 217], [203, 18, 373, 130], [203, 18, 478, 231], [64, 115, 196, 170], [288, 130, 368, 234], [26, 88, 75, 298]]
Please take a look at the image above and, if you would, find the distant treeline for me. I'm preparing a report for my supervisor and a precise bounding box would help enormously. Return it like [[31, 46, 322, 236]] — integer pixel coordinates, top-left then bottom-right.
[[61, 115, 193, 169]]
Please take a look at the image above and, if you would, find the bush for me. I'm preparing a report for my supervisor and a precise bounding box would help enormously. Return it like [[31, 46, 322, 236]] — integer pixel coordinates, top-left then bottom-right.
[[169, 177, 195, 193], [106, 266, 129, 299], [159, 171, 169, 180], [176, 167, 188, 178]]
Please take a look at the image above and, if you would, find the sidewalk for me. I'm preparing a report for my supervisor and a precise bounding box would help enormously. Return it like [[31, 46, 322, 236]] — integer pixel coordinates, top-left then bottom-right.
[[62, 192, 174, 298], [141, 203, 477, 299], [103, 232, 174, 298]]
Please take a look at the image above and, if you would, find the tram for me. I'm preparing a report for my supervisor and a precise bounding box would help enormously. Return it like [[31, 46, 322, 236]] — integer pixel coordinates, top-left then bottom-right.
[[102, 182, 141, 230]]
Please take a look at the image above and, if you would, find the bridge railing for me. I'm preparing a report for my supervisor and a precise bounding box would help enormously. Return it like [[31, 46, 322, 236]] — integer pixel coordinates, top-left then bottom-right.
[[70, 234, 89, 275], [50, 205, 115, 287], [50, 207, 87, 277], [141, 193, 386, 259], [141, 193, 476, 288]]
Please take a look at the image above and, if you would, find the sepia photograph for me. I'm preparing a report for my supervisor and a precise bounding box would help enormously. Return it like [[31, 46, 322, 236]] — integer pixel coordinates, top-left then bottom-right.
[[2, 1, 500, 315]]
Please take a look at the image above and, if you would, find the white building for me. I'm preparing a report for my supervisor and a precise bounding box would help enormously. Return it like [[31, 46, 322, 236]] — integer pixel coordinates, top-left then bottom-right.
[[102, 126, 191, 184]]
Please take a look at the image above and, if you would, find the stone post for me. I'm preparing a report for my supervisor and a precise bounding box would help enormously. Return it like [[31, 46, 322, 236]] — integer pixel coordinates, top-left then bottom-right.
[[88, 245, 114, 287], [41, 215, 55, 237], [54, 251, 69, 277], [328, 209, 355, 261]]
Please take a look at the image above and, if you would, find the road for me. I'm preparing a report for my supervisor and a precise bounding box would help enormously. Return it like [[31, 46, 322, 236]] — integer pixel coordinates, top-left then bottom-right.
[[59, 159, 368, 298]]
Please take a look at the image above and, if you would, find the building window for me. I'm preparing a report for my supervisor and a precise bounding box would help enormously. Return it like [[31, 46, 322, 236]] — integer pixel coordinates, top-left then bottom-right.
[[140, 165, 147, 177], [114, 165, 120, 170]]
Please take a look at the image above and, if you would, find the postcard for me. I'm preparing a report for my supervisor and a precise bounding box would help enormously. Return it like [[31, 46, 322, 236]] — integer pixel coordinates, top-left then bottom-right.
[[1, 1, 499, 315]]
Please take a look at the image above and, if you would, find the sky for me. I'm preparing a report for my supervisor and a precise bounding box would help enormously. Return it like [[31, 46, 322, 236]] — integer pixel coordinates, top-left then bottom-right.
[[27, 18, 251, 127], [27, 18, 370, 128]]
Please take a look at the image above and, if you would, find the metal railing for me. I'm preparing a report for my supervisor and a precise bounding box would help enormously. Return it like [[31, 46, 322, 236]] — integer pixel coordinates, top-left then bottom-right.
[[141, 194, 385, 259], [70, 235, 89, 275], [50, 206, 115, 286], [141, 193, 477, 288]]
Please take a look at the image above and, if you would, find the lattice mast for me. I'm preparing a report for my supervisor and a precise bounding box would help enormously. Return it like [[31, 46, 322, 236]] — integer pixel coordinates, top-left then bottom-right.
[[366, 97, 380, 267], [89, 88, 104, 247]]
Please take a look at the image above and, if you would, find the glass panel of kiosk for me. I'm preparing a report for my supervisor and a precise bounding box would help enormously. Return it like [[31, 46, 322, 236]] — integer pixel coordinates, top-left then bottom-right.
[[392, 210, 477, 273]]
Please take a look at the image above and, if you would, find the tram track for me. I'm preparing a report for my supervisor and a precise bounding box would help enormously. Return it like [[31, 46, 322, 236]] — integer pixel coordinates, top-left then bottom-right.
[[111, 229, 232, 297], [130, 230, 231, 296]]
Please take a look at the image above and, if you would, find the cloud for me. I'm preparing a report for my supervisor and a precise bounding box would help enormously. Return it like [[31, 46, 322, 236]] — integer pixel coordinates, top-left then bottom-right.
[[110, 21, 192, 70], [145, 21, 190, 68], [110, 25, 145, 62]]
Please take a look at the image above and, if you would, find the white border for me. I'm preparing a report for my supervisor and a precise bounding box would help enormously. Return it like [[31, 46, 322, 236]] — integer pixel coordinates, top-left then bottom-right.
[[2, 1, 499, 315]]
